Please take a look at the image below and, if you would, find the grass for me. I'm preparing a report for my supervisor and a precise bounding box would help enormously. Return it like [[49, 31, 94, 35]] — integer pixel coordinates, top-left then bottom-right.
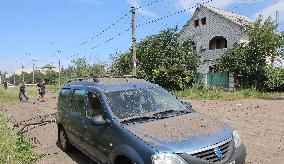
[[0, 86, 38, 103], [174, 86, 284, 100], [0, 86, 45, 163], [0, 113, 43, 163]]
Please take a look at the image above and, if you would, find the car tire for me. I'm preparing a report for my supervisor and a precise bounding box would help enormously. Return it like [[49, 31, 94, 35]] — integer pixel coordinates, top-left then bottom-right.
[[58, 128, 72, 152], [115, 156, 134, 164]]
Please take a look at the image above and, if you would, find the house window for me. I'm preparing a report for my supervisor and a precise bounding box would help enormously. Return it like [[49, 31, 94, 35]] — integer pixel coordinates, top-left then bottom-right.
[[209, 36, 227, 50], [191, 42, 197, 51], [209, 66, 216, 72], [201, 17, 206, 25], [194, 19, 199, 27]]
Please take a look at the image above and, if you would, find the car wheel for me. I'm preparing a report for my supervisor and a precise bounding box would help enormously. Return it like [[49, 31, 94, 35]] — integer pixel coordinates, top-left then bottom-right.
[[115, 156, 134, 164], [58, 128, 72, 152]]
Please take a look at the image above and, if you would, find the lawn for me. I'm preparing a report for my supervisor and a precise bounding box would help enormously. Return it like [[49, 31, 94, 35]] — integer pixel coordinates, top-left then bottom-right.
[[174, 87, 284, 100], [0, 86, 39, 103]]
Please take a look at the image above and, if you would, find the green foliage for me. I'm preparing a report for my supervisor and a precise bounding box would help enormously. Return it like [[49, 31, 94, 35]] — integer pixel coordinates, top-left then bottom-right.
[[71, 57, 90, 78], [5, 72, 45, 85], [90, 63, 107, 77], [174, 86, 284, 100], [60, 58, 107, 83], [44, 71, 58, 84], [216, 17, 284, 90], [110, 52, 132, 76], [264, 67, 284, 91], [152, 65, 195, 90], [61, 65, 77, 82], [111, 28, 198, 90], [0, 113, 43, 163]]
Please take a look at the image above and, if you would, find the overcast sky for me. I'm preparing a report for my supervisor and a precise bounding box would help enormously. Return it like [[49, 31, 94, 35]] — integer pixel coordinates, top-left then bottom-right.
[[0, 0, 283, 73]]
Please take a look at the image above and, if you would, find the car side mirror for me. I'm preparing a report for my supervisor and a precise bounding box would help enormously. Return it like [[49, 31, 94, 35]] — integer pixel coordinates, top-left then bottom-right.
[[91, 115, 107, 126], [183, 101, 192, 109]]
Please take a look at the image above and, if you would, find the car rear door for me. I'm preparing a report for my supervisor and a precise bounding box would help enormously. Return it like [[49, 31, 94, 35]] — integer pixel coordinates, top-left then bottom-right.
[[67, 89, 88, 148]]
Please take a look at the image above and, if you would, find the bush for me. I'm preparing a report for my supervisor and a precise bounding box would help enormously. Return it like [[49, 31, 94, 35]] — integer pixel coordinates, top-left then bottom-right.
[[264, 67, 284, 91], [151, 66, 195, 91], [0, 113, 43, 163]]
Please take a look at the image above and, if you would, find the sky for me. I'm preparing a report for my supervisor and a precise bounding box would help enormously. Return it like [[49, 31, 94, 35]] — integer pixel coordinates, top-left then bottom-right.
[[0, 0, 283, 74]]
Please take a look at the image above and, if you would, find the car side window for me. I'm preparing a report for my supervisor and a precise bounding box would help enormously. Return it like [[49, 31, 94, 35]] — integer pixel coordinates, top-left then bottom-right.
[[87, 93, 104, 118], [72, 89, 86, 115], [59, 88, 72, 109]]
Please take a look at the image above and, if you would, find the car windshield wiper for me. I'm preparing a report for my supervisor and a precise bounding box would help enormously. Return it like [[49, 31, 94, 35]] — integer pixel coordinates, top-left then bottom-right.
[[153, 109, 190, 117], [120, 115, 157, 123]]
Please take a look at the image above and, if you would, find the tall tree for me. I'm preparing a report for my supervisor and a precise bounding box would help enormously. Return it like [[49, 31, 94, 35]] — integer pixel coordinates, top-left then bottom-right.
[[217, 17, 284, 89], [72, 57, 90, 78], [111, 28, 198, 90]]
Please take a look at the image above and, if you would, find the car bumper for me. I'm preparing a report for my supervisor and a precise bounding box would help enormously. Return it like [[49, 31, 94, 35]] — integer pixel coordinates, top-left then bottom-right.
[[179, 143, 246, 164], [229, 143, 246, 164]]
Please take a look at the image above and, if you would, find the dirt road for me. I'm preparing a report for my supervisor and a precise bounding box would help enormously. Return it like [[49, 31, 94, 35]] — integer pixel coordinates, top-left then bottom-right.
[[1, 92, 283, 164]]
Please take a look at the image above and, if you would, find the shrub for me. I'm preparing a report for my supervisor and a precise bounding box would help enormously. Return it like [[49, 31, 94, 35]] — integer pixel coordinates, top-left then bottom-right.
[[0, 113, 43, 163], [264, 67, 284, 91]]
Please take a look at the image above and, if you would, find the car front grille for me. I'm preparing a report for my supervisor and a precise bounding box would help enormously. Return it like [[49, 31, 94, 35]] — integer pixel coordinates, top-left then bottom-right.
[[187, 138, 232, 163]]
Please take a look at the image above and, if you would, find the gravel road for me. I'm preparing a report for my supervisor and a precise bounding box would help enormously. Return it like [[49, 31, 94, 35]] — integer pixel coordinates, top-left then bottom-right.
[[1, 92, 283, 164]]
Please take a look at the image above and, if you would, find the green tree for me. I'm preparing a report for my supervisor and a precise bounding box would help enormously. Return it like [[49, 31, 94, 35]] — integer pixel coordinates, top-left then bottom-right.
[[72, 57, 90, 78], [61, 66, 76, 82], [44, 71, 58, 84], [217, 17, 284, 89], [112, 28, 198, 90], [90, 63, 106, 77]]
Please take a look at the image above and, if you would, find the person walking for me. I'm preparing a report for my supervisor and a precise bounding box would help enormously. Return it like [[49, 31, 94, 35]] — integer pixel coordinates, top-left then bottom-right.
[[3, 81, 8, 89], [19, 82, 29, 101], [37, 80, 46, 102]]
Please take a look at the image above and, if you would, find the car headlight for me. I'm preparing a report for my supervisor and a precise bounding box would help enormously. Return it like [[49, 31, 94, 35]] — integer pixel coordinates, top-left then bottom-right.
[[152, 153, 187, 164], [233, 130, 241, 148]]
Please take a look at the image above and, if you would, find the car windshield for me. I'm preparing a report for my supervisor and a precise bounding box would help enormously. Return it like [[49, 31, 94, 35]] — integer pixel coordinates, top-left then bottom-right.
[[105, 87, 188, 120]]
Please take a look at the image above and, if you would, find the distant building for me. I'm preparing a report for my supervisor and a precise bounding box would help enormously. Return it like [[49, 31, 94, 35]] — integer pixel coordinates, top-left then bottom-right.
[[41, 64, 57, 73]]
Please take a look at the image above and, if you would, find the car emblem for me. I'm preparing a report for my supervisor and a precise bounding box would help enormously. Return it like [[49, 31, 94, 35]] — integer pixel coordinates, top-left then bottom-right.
[[214, 147, 223, 159]]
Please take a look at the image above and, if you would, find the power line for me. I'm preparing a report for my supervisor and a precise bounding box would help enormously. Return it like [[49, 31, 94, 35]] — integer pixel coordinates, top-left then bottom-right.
[[135, 0, 165, 10], [76, 0, 166, 49], [90, 0, 214, 50], [136, 0, 213, 28], [78, 10, 131, 47]]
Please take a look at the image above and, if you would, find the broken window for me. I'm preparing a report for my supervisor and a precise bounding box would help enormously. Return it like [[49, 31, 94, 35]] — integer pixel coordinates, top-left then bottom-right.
[[87, 93, 104, 118], [201, 17, 206, 25], [72, 89, 86, 115], [194, 19, 199, 27], [209, 36, 227, 50]]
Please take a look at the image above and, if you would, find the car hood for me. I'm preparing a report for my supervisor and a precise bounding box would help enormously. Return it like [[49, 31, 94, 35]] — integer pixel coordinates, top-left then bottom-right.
[[124, 112, 234, 153]]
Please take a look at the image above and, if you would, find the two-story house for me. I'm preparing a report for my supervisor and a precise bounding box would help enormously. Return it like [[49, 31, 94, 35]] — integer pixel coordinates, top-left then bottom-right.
[[178, 5, 251, 88]]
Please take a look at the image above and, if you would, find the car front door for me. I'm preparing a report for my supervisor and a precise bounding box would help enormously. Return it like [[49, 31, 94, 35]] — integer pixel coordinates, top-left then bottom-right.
[[82, 92, 112, 163]]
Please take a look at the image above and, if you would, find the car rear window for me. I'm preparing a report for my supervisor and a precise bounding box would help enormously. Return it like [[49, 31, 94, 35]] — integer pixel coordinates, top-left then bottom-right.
[[59, 88, 72, 109], [72, 89, 86, 115]]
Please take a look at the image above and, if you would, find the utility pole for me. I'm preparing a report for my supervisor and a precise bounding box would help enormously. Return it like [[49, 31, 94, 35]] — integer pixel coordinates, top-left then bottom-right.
[[276, 11, 280, 24], [22, 63, 24, 82], [14, 72, 16, 85], [32, 59, 37, 85], [58, 59, 61, 89], [131, 6, 137, 77]]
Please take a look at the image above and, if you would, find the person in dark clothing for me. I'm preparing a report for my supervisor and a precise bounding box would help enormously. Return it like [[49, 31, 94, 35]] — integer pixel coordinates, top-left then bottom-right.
[[19, 82, 29, 101], [3, 81, 8, 89], [37, 80, 46, 102]]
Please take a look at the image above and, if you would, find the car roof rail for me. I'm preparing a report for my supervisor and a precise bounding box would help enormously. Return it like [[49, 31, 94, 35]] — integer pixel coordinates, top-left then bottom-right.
[[67, 75, 145, 84]]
